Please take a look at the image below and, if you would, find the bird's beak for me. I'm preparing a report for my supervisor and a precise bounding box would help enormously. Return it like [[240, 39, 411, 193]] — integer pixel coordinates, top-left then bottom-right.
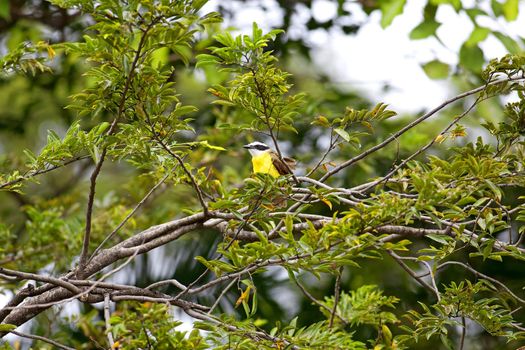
[[243, 145, 251, 149]]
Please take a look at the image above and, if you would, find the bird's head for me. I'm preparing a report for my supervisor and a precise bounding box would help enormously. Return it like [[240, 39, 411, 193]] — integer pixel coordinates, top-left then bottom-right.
[[243, 142, 271, 156]]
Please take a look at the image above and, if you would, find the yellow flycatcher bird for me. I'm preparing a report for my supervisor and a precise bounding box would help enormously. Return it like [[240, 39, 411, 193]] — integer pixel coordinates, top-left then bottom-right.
[[243, 142, 296, 177]]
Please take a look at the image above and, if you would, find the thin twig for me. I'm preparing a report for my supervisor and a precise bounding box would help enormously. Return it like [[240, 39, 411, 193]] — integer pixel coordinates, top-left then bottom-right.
[[387, 251, 434, 293], [432, 261, 525, 304], [79, 151, 106, 270], [293, 276, 348, 325], [249, 67, 299, 184], [174, 181, 270, 301], [306, 132, 337, 177], [146, 278, 188, 291], [104, 293, 115, 348], [361, 94, 482, 192], [0, 155, 89, 190], [208, 278, 237, 314], [422, 260, 441, 302], [329, 267, 343, 328], [2, 246, 144, 313], [10, 330, 76, 350], [143, 109, 209, 216], [186, 308, 299, 350], [78, 20, 156, 272], [88, 164, 177, 263], [142, 320, 153, 349], [320, 76, 522, 182]]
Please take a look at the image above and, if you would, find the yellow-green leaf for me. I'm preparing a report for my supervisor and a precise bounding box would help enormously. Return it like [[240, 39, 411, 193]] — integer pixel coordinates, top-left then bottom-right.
[[422, 60, 450, 80], [502, 0, 519, 21]]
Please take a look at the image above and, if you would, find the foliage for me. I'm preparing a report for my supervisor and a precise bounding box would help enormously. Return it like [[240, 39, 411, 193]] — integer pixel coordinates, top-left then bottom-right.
[[321, 285, 399, 328], [109, 303, 207, 350], [400, 280, 525, 348], [0, 1, 525, 350], [216, 0, 523, 78]]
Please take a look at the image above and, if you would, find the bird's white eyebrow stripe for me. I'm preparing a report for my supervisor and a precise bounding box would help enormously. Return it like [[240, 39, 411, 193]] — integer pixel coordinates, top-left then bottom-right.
[[246, 142, 270, 150]]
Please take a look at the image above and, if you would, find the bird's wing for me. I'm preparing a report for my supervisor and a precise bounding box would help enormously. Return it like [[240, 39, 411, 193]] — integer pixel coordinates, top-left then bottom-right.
[[283, 157, 296, 170], [270, 151, 295, 175]]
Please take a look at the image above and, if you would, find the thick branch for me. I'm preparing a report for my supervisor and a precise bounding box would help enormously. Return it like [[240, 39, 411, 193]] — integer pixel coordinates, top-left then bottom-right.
[[0, 268, 81, 295], [1, 213, 207, 329]]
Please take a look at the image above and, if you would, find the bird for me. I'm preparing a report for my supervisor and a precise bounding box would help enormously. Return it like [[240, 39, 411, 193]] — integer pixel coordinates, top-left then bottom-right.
[[243, 141, 296, 177]]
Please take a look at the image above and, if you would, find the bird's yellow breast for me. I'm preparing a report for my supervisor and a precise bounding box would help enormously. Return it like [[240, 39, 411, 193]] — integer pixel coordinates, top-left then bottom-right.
[[251, 152, 280, 178]]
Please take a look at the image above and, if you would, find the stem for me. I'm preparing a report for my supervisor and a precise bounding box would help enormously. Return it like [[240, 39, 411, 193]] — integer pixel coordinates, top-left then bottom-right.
[[208, 278, 237, 314], [79, 150, 106, 270], [0, 155, 89, 190], [78, 20, 156, 272], [104, 293, 115, 348], [329, 267, 343, 328], [88, 164, 175, 263], [9, 330, 75, 350], [320, 76, 522, 182], [361, 95, 482, 192], [387, 251, 435, 293]]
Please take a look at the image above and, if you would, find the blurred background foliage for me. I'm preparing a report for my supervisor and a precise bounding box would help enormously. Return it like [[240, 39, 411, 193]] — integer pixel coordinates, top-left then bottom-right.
[[0, 0, 524, 349]]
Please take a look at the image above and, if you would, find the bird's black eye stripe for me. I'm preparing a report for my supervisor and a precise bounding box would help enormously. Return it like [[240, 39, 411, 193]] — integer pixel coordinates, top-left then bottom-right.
[[254, 144, 269, 150]]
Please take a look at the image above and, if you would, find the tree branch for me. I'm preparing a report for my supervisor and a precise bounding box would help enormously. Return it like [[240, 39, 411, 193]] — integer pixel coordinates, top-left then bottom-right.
[[387, 251, 434, 293], [9, 330, 75, 350], [78, 18, 157, 272], [0, 155, 89, 190], [329, 267, 343, 328], [320, 76, 523, 182], [0, 268, 81, 295], [104, 293, 115, 348]]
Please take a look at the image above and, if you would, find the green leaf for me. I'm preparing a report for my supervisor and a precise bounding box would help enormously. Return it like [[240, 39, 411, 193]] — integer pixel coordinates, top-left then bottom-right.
[[151, 47, 169, 68], [430, 0, 462, 11], [465, 8, 488, 22], [466, 27, 491, 46], [195, 54, 219, 68], [409, 20, 440, 40], [422, 60, 450, 79], [0, 324, 16, 332], [492, 32, 522, 54], [459, 44, 484, 73], [334, 128, 350, 142], [477, 218, 487, 230], [488, 253, 503, 262], [426, 234, 451, 245], [491, 0, 503, 17], [173, 44, 192, 66], [196, 140, 226, 151], [502, 0, 519, 21], [173, 105, 198, 117], [484, 179, 502, 201], [253, 226, 268, 244], [23, 149, 37, 164], [285, 215, 293, 234], [440, 333, 454, 350], [96, 122, 110, 135], [211, 100, 236, 106], [482, 239, 495, 259], [379, 0, 406, 28], [192, 0, 208, 11]]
